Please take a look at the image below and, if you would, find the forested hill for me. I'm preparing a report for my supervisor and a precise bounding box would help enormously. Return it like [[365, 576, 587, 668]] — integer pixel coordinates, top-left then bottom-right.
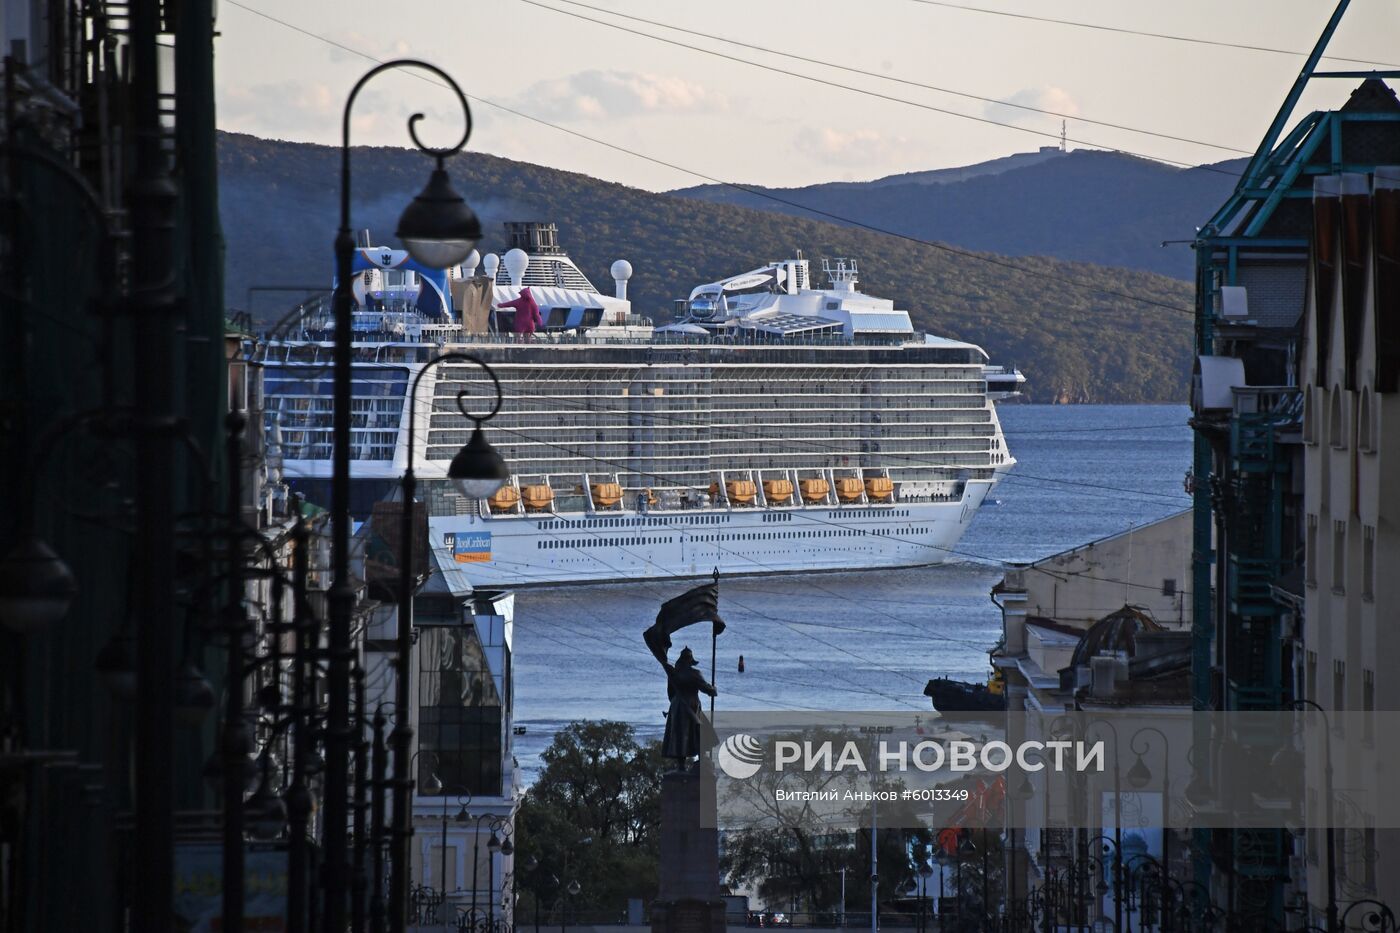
[[218, 132, 1194, 403], [674, 149, 1245, 281]]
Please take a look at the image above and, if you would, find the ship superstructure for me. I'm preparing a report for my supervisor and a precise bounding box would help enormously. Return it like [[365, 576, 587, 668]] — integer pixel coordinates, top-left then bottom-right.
[[253, 222, 1018, 586]]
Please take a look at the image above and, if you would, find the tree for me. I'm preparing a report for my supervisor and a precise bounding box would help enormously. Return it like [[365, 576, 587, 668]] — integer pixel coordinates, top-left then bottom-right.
[[515, 721, 665, 921]]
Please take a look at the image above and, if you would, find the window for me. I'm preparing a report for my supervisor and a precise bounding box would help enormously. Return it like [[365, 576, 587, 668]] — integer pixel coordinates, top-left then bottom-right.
[[1334, 660, 1347, 727], [1329, 388, 1348, 449], [1358, 387, 1376, 453], [1307, 789, 1319, 863], [417, 625, 504, 797], [1306, 650, 1318, 704], [1306, 515, 1319, 588], [1303, 385, 1317, 445], [1332, 520, 1347, 594], [1364, 826, 1378, 890], [1162, 578, 1177, 597], [1363, 525, 1375, 601], [1364, 669, 1375, 745]]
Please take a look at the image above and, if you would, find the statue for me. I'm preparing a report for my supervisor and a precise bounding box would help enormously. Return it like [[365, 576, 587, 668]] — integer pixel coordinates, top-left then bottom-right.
[[643, 577, 725, 769], [661, 646, 717, 764]]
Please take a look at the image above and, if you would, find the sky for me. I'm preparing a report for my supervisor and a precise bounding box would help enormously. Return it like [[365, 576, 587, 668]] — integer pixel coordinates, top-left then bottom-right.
[[214, 0, 1400, 191]]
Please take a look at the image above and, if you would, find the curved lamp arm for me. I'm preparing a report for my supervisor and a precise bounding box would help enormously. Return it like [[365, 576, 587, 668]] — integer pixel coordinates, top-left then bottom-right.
[[339, 59, 473, 239]]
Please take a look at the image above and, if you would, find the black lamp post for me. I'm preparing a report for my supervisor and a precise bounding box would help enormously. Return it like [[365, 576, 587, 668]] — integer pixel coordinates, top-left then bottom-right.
[[1293, 699, 1338, 933], [330, 58, 485, 933], [1124, 724, 1171, 927], [393, 349, 507, 933]]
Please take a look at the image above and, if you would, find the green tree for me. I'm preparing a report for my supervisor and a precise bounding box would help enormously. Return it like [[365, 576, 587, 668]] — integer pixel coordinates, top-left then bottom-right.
[[515, 721, 665, 922]]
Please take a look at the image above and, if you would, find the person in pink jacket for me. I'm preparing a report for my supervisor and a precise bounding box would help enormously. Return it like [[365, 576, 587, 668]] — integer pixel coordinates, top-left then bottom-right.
[[497, 286, 543, 336]]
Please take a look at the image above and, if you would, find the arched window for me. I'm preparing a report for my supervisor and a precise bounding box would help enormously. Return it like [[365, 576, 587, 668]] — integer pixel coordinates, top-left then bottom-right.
[[1303, 385, 1318, 445], [1329, 387, 1348, 450], [1359, 386, 1376, 453]]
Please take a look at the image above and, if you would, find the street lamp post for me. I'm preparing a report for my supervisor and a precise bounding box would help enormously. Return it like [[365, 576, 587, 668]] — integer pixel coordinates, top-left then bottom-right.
[[434, 790, 471, 932], [465, 813, 513, 924], [1125, 725, 1171, 929], [1293, 699, 1338, 933], [330, 58, 486, 933]]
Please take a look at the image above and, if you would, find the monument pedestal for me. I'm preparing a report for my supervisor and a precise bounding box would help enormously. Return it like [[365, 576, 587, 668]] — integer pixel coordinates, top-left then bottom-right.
[[651, 767, 726, 933]]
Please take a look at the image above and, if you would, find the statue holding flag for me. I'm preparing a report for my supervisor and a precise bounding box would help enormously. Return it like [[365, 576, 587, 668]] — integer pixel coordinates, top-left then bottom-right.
[[644, 574, 724, 769]]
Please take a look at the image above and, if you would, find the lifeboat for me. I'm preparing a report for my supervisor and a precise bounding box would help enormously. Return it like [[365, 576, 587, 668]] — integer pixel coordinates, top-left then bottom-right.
[[835, 477, 864, 502], [590, 482, 623, 508], [707, 480, 755, 504], [726, 480, 757, 504], [799, 478, 829, 503], [762, 479, 794, 504], [865, 476, 894, 501], [488, 486, 520, 512], [521, 484, 555, 511]]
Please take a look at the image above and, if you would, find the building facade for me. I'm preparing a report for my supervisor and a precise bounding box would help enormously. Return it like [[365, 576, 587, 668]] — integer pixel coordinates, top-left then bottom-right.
[[1298, 168, 1400, 918]]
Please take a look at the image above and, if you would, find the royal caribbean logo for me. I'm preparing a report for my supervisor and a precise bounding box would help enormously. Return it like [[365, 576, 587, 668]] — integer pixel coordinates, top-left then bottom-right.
[[715, 734, 765, 779]]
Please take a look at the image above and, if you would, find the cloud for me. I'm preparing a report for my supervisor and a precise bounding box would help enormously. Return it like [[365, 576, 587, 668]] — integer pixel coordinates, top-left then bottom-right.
[[983, 86, 1080, 124], [793, 126, 911, 168], [512, 70, 728, 121], [219, 80, 343, 135]]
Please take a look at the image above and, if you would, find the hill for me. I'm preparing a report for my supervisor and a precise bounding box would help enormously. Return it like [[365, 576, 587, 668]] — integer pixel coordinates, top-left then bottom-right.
[[218, 132, 1194, 403], [674, 149, 1246, 280]]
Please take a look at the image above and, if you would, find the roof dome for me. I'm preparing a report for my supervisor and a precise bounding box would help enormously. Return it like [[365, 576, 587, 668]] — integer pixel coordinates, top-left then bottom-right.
[[1069, 606, 1162, 668]]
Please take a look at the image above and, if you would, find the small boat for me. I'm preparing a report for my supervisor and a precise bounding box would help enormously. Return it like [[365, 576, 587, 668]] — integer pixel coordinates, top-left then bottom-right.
[[924, 674, 1006, 713]]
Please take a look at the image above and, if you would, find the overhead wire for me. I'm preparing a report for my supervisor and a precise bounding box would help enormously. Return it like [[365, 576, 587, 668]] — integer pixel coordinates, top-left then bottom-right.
[[904, 0, 1400, 71], [222, 0, 1200, 317], [527, 0, 1252, 156]]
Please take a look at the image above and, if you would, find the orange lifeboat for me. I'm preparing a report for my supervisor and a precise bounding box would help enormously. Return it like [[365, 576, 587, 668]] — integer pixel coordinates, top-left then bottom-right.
[[835, 477, 864, 502], [727, 480, 757, 504], [488, 486, 521, 512], [591, 482, 623, 508], [865, 476, 894, 501], [763, 479, 794, 504], [799, 478, 829, 503], [522, 484, 555, 511]]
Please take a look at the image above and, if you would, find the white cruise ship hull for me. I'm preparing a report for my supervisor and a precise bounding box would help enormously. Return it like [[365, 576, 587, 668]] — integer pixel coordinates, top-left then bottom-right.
[[428, 479, 996, 587]]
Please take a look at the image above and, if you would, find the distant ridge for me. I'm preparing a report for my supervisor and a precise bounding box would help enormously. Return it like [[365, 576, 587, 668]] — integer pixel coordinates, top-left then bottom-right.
[[218, 132, 1194, 404], [673, 149, 1247, 279]]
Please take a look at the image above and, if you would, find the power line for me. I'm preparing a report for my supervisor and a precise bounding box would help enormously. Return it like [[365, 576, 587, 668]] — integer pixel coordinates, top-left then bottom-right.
[[905, 0, 1400, 70], [516, 0, 1247, 176], [536, 0, 1251, 155], [222, 0, 1198, 317]]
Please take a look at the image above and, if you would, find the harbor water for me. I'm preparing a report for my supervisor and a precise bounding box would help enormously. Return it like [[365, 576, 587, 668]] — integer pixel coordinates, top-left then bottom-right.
[[509, 404, 1193, 780]]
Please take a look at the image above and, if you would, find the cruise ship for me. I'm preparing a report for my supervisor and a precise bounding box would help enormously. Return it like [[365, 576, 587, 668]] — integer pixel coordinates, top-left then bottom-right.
[[252, 222, 1020, 586]]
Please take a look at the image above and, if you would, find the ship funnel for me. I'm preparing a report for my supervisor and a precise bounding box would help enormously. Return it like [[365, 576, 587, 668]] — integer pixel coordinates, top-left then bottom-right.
[[483, 252, 500, 282], [610, 259, 633, 300], [463, 249, 481, 278], [504, 248, 529, 288]]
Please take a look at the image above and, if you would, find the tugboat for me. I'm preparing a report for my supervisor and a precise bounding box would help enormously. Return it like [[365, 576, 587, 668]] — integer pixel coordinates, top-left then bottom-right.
[[923, 671, 1006, 713]]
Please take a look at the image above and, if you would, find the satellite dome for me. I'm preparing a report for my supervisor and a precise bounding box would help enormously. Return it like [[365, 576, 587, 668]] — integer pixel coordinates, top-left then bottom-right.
[[482, 253, 500, 281], [611, 259, 633, 300], [503, 248, 530, 288], [463, 249, 481, 277]]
